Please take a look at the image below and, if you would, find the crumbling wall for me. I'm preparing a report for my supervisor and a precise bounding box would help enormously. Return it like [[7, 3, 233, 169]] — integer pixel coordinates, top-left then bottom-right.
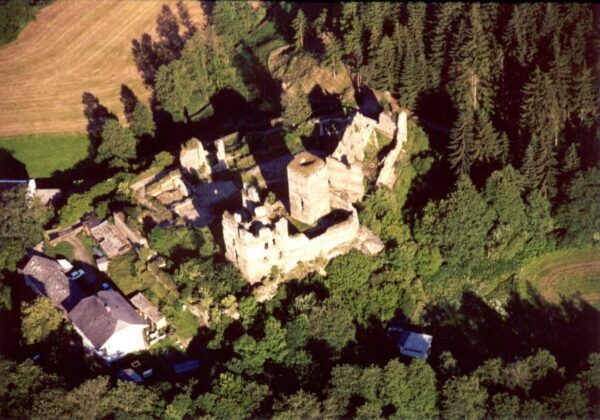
[[376, 111, 408, 189], [326, 157, 365, 206], [180, 138, 211, 178], [376, 112, 396, 138], [222, 207, 360, 284], [113, 212, 148, 248], [330, 112, 377, 164]]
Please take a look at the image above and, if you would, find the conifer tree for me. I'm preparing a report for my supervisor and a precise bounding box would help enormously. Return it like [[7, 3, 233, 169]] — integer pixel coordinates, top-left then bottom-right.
[[313, 9, 327, 35], [449, 108, 476, 174], [502, 4, 543, 68], [292, 9, 307, 51], [366, 36, 396, 92], [429, 3, 463, 89], [571, 66, 597, 128], [563, 143, 581, 175], [324, 35, 343, 79]]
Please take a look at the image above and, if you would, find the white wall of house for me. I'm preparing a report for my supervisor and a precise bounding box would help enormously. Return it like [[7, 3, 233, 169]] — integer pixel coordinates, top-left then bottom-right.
[[100, 324, 147, 361]]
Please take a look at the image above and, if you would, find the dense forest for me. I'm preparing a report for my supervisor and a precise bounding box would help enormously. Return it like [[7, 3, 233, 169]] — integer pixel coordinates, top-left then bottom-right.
[[0, 2, 599, 418]]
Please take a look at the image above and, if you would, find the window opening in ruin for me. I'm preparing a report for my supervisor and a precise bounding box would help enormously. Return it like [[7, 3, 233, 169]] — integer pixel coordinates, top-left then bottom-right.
[[300, 157, 314, 166], [264, 243, 268, 250]]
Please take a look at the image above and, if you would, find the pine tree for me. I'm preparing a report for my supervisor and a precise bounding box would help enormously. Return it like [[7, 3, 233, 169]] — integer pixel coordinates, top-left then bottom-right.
[[520, 136, 558, 197], [344, 15, 364, 71], [571, 66, 597, 128], [293, 9, 307, 51], [521, 137, 543, 190], [399, 3, 428, 109], [313, 9, 328, 35], [448, 4, 501, 115], [429, 3, 463, 89], [563, 143, 581, 174], [365, 3, 385, 60], [366, 36, 396, 92], [449, 107, 476, 174], [521, 66, 564, 147], [324, 35, 343, 79], [502, 4, 543, 68], [476, 111, 507, 164]]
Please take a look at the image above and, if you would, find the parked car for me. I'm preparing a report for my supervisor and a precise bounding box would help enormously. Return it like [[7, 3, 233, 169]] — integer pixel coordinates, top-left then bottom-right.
[[68, 269, 85, 281], [101, 282, 113, 291]]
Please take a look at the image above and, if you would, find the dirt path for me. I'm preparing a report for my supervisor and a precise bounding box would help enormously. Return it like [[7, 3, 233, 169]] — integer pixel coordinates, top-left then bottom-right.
[[537, 262, 600, 304], [65, 236, 93, 265]]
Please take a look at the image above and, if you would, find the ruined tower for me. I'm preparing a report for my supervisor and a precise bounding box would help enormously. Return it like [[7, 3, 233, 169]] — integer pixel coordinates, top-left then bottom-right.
[[287, 151, 331, 225]]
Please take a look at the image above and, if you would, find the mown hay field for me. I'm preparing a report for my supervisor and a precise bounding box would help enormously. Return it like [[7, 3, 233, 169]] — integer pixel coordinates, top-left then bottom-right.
[[0, 0, 205, 137], [518, 248, 600, 309]]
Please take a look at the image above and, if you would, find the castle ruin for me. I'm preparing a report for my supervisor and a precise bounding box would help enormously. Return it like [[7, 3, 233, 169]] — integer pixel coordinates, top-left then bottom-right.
[[222, 113, 390, 284]]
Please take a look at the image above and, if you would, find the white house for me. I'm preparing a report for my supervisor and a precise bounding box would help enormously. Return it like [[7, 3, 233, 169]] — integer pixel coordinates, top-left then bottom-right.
[[68, 290, 148, 361], [21, 255, 148, 362]]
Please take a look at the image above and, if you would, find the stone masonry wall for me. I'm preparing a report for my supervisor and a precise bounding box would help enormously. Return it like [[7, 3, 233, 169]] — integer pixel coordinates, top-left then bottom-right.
[[223, 207, 360, 284], [287, 152, 331, 225]]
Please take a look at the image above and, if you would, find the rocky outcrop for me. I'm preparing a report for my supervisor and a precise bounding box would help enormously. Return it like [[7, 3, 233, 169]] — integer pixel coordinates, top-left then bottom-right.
[[355, 225, 385, 256]]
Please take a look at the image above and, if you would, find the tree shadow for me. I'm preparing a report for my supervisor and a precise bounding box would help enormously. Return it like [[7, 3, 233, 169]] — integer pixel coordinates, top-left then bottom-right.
[[403, 88, 456, 221], [177, 0, 197, 39], [82, 92, 117, 154], [422, 289, 600, 377], [308, 84, 343, 117], [131, 4, 189, 88], [131, 33, 161, 86], [0, 148, 28, 179], [120, 84, 139, 121], [234, 41, 283, 121]]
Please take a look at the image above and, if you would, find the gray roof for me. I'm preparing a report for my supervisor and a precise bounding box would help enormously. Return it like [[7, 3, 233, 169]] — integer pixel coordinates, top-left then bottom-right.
[[68, 290, 147, 349], [130, 292, 165, 325], [22, 255, 84, 311]]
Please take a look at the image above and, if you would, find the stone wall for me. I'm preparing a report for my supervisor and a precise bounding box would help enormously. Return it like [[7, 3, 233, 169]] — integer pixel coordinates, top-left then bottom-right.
[[223, 205, 360, 284], [377, 111, 408, 189], [287, 152, 331, 226], [113, 212, 148, 248], [180, 138, 211, 178], [326, 157, 365, 206], [330, 112, 377, 164]]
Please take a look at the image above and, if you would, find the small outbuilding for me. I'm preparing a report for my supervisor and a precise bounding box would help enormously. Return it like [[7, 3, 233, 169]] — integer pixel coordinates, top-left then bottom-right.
[[130, 292, 168, 330], [388, 326, 433, 360]]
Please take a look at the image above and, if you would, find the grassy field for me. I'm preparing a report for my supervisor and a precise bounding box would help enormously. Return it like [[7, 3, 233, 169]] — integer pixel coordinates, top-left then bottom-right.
[[0, 0, 205, 137], [0, 133, 89, 178], [517, 248, 600, 309], [44, 240, 75, 261]]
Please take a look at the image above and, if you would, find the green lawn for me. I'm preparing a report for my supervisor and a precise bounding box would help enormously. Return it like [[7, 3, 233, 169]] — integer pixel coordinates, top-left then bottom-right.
[[44, 240, 75, 261], [0, 133, 89, 178]]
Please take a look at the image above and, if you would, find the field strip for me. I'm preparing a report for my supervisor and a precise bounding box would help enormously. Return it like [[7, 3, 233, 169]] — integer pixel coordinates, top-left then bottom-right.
[[0, 0, 205, 137], [537, 262, 600, 303]]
